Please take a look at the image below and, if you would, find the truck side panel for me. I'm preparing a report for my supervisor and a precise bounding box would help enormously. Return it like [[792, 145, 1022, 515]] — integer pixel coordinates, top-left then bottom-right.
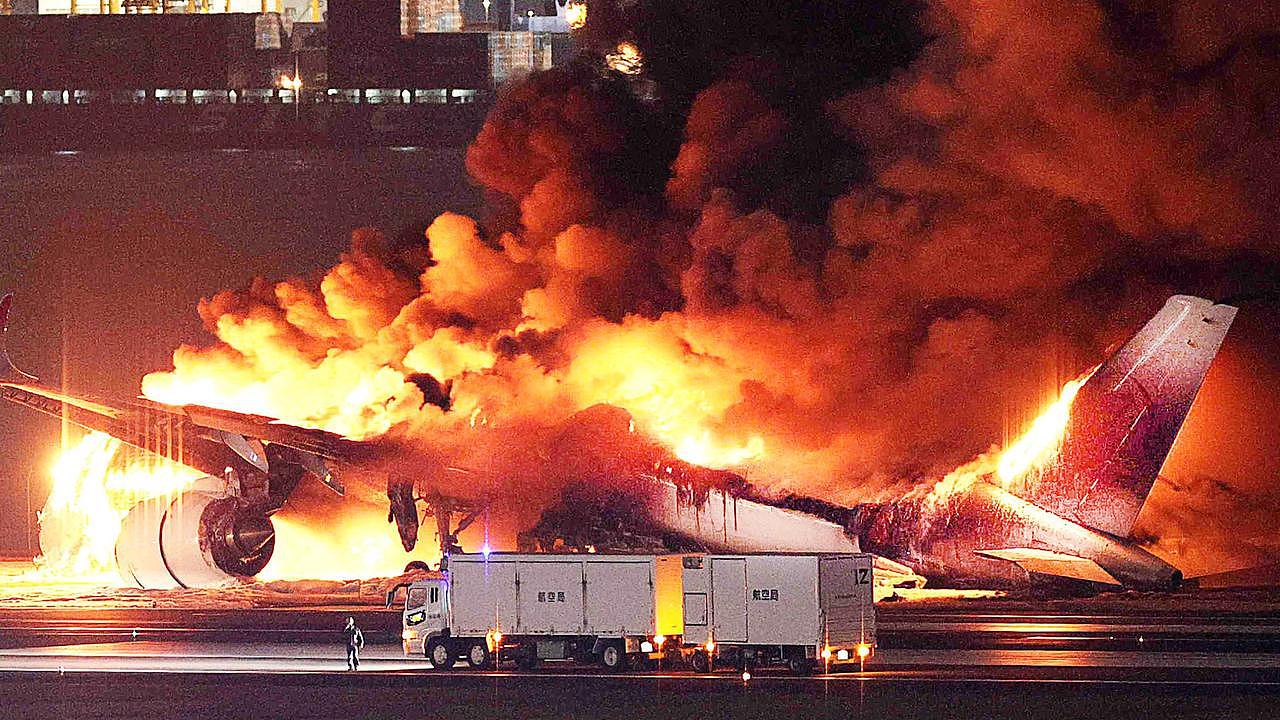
[[681, 557, 711, 645], [516, 560, 586, 635], [584, 559, 655, 636], [447, 554, 661, 640], [819, 554, 876, 647], [449, 558, 519, 637], [744, 555, 820, 647], [710, 557, 748, 643]]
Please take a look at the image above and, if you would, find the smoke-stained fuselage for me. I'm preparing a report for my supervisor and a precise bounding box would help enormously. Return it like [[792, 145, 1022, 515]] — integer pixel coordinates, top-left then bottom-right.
[[850, 482, 1181, 589], [841, 296, 1234, 590]]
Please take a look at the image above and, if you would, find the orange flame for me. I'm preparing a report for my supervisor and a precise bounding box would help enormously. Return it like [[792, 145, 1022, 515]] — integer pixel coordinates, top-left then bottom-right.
[[606, 42, 644, 75], [924, 370, 1092, 505], [29, 205, 1098, 585], [565, 0, 586, 30], [34, 432, 200, 581], [34, 431, 440, 585], [995, 372, 1090, 487], [259, 514, 439, 582]]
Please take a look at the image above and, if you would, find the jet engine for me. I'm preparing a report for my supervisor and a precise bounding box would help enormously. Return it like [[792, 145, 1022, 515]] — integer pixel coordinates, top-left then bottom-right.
[[115, 482, 275, 589]]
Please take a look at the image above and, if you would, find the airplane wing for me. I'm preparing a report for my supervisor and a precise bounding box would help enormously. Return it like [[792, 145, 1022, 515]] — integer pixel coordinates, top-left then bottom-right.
[[872, 554, 927, 589], [2, 292, 510, 569], [975, 547, 1122, 586], [0, 292, 347, 500]]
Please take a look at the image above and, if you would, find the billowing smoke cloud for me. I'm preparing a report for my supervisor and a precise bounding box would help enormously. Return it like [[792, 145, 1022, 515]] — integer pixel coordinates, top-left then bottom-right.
[[143, 0, 1280, 569]]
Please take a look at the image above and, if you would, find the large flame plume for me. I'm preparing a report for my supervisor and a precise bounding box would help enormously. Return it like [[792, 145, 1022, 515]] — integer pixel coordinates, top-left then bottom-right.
[[34, 359, 1092, 583]]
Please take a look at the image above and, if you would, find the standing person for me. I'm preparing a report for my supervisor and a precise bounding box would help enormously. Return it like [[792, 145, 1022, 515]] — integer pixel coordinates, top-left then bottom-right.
[[344, 617, 364, 671]]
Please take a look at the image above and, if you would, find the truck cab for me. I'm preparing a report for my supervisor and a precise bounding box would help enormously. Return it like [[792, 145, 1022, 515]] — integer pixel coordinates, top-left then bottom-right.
[[399, 577, 448, 657], [391, 553, 673, 671]]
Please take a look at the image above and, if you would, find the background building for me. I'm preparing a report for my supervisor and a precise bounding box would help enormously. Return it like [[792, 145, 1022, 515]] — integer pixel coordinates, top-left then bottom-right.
[[0, 0, 571, 102], [14, 0, 323, 17]]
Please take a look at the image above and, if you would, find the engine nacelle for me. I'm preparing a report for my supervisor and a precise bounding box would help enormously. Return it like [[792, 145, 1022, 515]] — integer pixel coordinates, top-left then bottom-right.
[[115, 488, 275, 589]]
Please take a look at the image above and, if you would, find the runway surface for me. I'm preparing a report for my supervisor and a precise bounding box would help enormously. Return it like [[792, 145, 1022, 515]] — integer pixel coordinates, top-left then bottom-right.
[[5, 606, 1280, 650], [2, 646, 1278, 720], [2, 606, 1278, 719], [3, 639, 1280, 678]]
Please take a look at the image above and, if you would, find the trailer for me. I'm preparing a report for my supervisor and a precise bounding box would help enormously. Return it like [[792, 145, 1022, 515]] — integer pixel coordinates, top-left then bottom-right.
[[676, 553, 876, 673], [393, 553, 680, 671]]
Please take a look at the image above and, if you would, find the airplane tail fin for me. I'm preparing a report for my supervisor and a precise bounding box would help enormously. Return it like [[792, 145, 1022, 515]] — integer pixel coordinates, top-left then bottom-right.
[[0, 293, 38, 385], [1007, 295, 1236, 538]]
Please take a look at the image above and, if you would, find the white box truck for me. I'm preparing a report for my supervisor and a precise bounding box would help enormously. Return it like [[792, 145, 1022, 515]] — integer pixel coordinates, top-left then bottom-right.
[[392, 551, 874, 674], [392, 553, 681, 671], [676, 553, 875, 672]]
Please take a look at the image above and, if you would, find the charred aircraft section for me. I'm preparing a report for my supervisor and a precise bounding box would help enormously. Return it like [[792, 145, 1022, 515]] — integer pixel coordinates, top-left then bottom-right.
[[849, 296, 1237, 590], [518, 296, 1238, 592]]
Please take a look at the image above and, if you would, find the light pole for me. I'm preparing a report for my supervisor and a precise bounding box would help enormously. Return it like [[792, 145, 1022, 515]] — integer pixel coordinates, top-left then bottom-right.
[[278, 58, 302, 122], [25, 466, 33, 558], [527, 10, 535, 69], [291, 52, 302, 121]]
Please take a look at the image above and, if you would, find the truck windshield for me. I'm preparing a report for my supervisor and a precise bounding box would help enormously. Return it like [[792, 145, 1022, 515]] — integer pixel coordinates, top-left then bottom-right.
[[406, 587, 427, 609]]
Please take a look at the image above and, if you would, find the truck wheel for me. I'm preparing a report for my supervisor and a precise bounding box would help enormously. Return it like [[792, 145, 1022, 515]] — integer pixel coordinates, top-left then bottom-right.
[[787, 656, 816, 675], [690, 651, 711, 674], [598, 642, 626, 671], [427, 640, 455, 670], [516, 650, 540, 671], [466, 641, 493, 670]]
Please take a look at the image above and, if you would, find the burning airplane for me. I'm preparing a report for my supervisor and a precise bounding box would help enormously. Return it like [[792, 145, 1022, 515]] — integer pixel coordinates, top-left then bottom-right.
[[0, 291, 1237, 591]]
